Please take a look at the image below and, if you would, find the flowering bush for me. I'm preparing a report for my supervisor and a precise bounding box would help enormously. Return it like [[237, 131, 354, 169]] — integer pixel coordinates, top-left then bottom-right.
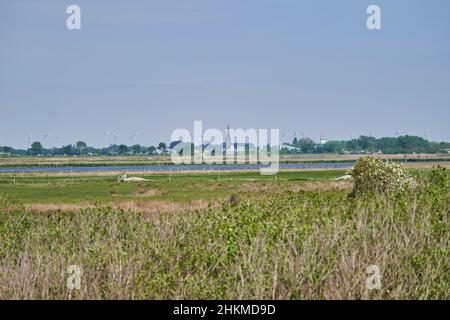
[[348, 157, 413, 195]]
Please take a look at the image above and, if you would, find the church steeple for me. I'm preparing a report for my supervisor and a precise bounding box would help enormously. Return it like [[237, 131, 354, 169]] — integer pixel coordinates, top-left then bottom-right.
[[224, 125, 231, 152]]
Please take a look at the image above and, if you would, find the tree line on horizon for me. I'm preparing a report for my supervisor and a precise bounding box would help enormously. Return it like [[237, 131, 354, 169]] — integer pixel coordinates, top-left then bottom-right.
[[0, 135, 449, 156], [287, 135, 450, 154], [0, 141, 169, 157]]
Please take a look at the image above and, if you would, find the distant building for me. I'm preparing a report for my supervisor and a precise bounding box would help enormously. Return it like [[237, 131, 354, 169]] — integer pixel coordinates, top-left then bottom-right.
[[282, 143, 302, 152], [223, 125, 236, 153], [319, 134, 328, 145]]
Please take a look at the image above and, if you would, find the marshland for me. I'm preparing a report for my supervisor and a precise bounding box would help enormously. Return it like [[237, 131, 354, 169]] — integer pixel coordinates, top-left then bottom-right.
[[0, 157, 448, 299]]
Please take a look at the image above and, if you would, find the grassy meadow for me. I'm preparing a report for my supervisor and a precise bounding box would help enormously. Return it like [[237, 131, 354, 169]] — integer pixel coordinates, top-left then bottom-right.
[[0, 170, 345, 206], [0, 165, 448, 299]]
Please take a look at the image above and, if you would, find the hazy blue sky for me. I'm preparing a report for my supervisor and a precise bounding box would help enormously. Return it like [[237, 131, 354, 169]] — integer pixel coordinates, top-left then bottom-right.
[[1, 0, 449, 148]]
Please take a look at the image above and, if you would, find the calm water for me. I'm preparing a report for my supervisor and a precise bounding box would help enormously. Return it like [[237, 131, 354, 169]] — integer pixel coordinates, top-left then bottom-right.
[[0, 162, 354, 173]]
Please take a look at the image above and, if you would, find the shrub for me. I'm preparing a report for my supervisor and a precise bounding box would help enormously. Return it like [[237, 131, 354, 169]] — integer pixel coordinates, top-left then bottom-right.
[[348, 157, 413, 195], [423, 166, 448, 192], [415, 166, 449, 210]]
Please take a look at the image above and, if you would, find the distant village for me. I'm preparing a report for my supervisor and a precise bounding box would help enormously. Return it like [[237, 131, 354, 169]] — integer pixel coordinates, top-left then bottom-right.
[[1, 130, 450, 157]]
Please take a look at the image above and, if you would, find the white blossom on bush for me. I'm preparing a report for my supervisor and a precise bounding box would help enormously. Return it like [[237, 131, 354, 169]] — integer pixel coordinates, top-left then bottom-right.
[[347, 157, 414, 195]]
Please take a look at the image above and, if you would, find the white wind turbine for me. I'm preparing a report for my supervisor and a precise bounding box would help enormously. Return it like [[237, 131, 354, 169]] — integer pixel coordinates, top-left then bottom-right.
[[130, 132, 138, 145], [114, 134, 119, 145], [55, 135, 62, 146], [104, 130, 112, 147], [43, 131, 51, 148], [27, 134, 33, 149]]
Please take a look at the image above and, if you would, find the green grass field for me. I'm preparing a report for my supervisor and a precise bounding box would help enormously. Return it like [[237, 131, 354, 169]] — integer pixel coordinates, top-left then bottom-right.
[[0, 170, 345, 205]]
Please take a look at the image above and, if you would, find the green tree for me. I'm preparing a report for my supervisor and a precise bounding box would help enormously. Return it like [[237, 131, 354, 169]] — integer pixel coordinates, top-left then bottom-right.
[[148, 146, 156, 155], [323, 141, 345, 153], [76, 141, 87, 156], [2, 146, 12, 154], [62, 144, 74, 155], [357, 135, 376, 151], [131, 144, 142, 154], [157, 142, 167, 152], [30, 141, 43, 155], [296, 138, 315, 153], [118, 144, 129, 155], [377, 137, 399, 153]]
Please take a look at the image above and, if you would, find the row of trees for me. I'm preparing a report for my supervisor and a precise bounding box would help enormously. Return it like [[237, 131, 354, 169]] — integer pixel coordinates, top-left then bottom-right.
[[287, 135, 450, 154], [0, 141, 168, 156]]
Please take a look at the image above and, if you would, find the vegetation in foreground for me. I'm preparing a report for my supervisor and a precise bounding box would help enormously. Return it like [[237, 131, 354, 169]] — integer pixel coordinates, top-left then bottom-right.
[[0, 166, 448, 299]]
